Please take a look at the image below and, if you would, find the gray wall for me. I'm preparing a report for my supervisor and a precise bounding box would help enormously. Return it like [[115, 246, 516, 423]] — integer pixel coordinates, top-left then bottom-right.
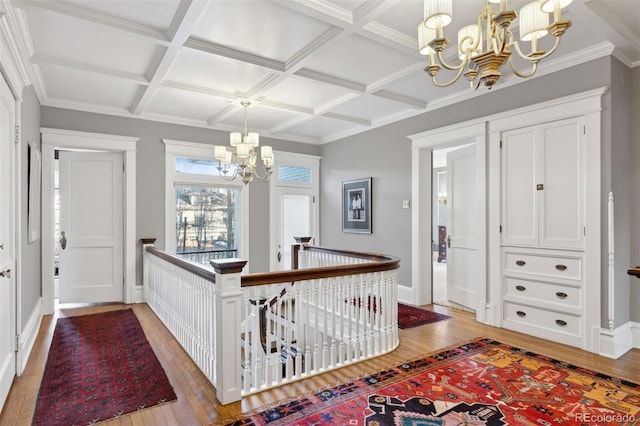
[[320, 57, 628, 325], [631, 66, 640, 323], [40, 108, 321, 282], [20, 85, 41, 326], [320, 126, 413, 286], [608, 57, 632, 327]]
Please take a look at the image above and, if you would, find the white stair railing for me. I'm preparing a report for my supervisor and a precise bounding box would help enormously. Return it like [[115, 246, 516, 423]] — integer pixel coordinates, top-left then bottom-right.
[[142, 239, 399, 404]]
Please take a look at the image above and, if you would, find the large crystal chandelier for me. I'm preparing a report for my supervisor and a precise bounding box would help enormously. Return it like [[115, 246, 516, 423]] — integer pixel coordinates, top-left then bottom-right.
[[214, 101, 274, 185], [418, 0, 573, 89]]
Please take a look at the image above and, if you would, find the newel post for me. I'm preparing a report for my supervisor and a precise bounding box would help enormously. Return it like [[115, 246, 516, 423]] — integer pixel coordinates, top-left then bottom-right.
[[141, 238, 156, 302], [292, 236, 312, 270], [210, 258, 247, 405]]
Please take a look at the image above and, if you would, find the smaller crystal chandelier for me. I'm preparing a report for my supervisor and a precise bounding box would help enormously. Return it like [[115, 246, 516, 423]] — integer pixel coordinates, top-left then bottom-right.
[[214, 101, 274, 185], [418, 0, 573, 90]]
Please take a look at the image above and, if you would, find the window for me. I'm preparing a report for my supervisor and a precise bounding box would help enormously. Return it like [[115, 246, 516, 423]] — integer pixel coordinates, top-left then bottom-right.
[[164, 140, 249, 267], [277, 165, 312, 183], [175, 185, 240, 263]]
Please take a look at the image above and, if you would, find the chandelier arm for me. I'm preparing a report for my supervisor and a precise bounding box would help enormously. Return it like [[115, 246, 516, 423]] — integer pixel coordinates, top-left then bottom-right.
[[430, 65, 468, 88], [512, 36, 562, 62], [508, 56, 539, 79], [435, 49, 468, 71]]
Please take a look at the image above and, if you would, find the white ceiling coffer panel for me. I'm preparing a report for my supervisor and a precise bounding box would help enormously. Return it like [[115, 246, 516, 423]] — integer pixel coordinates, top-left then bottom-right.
[[8, 0, 638, 143]]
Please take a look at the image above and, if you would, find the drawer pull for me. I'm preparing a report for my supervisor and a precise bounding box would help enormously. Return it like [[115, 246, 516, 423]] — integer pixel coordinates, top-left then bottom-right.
[[555, 264, 567, 271], [516, 285, 526, 292], [516, 311, 526, 317], [515, 260, 526, 266], [555, 292, 568, 299], [555, 319, 567, 327]]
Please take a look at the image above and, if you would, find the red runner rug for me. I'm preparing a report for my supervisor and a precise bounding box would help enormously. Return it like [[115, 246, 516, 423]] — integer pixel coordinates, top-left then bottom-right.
[[398, 302, 450, 329], [229, 338, 640, 425], [33, 309, 176, 425]]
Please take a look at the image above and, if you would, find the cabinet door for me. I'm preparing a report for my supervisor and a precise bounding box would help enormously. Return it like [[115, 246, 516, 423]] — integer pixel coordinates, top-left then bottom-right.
[[501, 118, 585, 249], [501, 126, 538, 246], [538, 118, 584, 249]]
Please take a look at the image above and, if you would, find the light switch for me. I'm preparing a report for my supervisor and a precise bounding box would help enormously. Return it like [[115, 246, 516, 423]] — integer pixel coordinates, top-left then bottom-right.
[[402, 200, 411, 209]]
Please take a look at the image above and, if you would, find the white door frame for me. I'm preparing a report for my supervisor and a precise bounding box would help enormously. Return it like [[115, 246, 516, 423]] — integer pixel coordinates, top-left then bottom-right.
[[409, 120, 488, 324], [269, 151, 320, 272], [41, 128, 138, 315]]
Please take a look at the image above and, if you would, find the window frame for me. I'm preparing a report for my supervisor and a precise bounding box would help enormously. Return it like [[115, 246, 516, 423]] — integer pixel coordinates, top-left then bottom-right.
[[164, 139, 249, 266]]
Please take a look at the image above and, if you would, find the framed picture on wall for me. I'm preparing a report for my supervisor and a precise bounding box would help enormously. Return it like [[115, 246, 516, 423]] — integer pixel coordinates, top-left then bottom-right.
[[342, 177, 372, 234]]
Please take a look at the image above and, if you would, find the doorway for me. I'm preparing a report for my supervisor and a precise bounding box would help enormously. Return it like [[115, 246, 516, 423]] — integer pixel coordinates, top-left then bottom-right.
[[409, 121, 487, 323], [41, 128, 138, 315]]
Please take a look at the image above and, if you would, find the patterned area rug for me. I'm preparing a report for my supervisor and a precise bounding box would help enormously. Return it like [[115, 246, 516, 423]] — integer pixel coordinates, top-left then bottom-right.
[[398, 303, 450, 329], [229, 338, 640, 425], [33, 309, 176, 425]]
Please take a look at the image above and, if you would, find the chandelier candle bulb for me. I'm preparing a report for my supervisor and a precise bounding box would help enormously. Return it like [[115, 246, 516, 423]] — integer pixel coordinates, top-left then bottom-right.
[[214, 145, 228, 162], [230, 132, 242, 146], [236, 143, 250, 159], [246, 132, 259, 147], [519, 1, 549, 42]]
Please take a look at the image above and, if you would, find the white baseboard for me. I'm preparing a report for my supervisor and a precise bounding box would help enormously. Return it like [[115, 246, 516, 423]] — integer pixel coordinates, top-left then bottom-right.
[[397, 285, 415, 305], [599, 322, 634, 359], [632, 321, 640, 348], [134, 285, 145, 303], [17, 298, 43, 375]]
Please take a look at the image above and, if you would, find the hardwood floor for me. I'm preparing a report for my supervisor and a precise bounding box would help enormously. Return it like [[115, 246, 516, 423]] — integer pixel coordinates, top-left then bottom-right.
[[1, 302, 639, 425]]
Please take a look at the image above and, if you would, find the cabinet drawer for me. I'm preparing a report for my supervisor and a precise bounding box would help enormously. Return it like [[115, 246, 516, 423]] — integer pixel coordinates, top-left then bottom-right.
[[504, 302, 581, 337], [504, 277, 581, 308], [504, 252, 581, 280]]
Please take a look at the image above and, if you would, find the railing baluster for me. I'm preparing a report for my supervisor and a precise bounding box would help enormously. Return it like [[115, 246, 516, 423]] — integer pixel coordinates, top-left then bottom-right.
[[143, 242, 399, 402]]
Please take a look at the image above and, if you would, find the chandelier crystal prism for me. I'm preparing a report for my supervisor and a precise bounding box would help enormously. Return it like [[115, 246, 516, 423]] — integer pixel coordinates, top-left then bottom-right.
[[214, 101, 274, 185], [418, 0, 573, 89]]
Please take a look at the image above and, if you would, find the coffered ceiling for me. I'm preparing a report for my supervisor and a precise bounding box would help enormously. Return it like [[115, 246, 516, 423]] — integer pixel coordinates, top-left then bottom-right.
[[4, 0, 639, 144]]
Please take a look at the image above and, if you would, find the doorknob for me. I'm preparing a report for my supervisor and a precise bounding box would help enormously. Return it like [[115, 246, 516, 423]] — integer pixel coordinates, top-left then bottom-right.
[[60, 231, 67, 250], [446, 235, 451, 248], [0, 269, 11, 279], [0, 243, 4, 250]]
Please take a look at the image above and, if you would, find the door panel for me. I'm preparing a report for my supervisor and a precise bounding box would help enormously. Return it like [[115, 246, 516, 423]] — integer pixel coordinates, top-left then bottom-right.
[[59, 151, 124, 303], [446, 145, 477, 311], [0, 75, 16, 410], [275, 187, 314, 270]]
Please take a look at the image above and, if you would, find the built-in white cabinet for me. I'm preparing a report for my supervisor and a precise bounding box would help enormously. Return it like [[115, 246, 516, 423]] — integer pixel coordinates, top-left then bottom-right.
[[500, 115, 591, 349]]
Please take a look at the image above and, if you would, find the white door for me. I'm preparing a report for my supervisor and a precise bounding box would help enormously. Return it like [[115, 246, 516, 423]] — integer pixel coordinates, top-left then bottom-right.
[[275, 187, 315, 270], [58, 151, 124, 303], [0, 76, 17, 410], [446, 145, 478, 311]]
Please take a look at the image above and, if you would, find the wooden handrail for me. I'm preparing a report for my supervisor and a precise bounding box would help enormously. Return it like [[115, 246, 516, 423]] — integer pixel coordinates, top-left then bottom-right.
[[146, 244, 400, 288], [241, 245, 399, 287], [627, 266, 640, 278], [146, 246, 217, 283]]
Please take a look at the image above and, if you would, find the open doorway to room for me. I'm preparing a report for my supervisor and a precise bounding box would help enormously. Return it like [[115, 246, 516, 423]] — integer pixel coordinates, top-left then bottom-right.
[[431, 145, 476, 312]]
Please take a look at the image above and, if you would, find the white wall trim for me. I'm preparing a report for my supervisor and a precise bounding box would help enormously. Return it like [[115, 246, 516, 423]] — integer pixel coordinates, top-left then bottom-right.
[[409, 120, 488, 319], [41, 128, 138, 314], [488, 87, 609, 132], [269, 151, 321, 271], [599, 322, 634, 359], [397, 284, 414, 306], [16, 297, 41, 375]]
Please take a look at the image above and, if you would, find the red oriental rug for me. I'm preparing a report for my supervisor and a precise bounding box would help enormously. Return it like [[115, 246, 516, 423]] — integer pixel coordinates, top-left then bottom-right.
[[228, 338, 640, 425], [398, 303, 450, 329], [32, 309, 176, 425]]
